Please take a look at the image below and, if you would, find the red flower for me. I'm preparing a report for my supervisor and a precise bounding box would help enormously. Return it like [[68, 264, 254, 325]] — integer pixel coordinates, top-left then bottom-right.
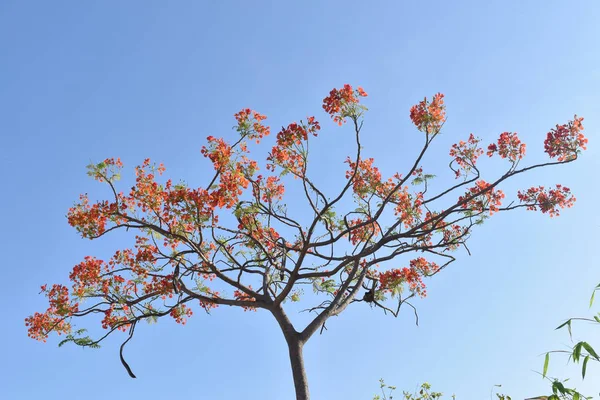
[[410, 93, 446, 134], [322, 84, 367, 125], [487, 132, 526, 162], [544, 115, 587, 161], [517, 185, 575, 217]]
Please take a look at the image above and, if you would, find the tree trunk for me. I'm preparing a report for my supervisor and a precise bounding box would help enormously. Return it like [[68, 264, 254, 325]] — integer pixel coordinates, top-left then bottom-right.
[[271, 305, 310, 400], [287, 338, 310, 400]]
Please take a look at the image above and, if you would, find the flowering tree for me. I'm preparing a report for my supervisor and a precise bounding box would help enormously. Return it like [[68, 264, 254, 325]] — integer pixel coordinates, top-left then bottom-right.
[[27, 85, 587, 400]]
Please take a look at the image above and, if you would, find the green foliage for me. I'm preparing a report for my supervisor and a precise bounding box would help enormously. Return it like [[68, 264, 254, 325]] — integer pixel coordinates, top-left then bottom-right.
[[373, 381, 450, 400], [57, 329, 100, 349], [540, 282, 600, 399]]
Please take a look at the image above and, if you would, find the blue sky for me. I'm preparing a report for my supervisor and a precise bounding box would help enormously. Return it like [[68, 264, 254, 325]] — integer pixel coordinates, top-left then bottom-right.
[[1, 1, 599, 398]]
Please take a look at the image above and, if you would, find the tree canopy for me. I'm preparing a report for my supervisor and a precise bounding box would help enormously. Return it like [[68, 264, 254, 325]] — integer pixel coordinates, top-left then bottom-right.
[[27, 85, 587, 400]]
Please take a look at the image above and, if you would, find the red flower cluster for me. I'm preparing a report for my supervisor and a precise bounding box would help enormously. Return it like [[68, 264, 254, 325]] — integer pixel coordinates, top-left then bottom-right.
[[348, 218, 381, 245], [409, 257, 440, 275], [449, 134, 484, 178], [212, 166, 250, 209], [544, 115, 587, 161], [142, 274, 175, 297], [255, 175, 285, 203], [25, 284, 78, 341], [267, 120, 319, 175], [237, 212, 281, 253], [322, 84, 367, 125], [487, 132, 526, 162], [378, 258, 436, 298], [201, 136, 233, 171], [517, 184, 575, 217], [170, 304, 193, 325], [233, 286, 257, 311], [458, 180, 505, 215], [441, 224, 468, 251], [345, 157, 382, 198], [199, 298, 220, 312], [101, 304, 128, 331], [25, 311, 71, 342], [234, 108, 270, 143], [410, 93, 446, 134], [393, 186, 424, 229], [69, 256, 105, 297], [67, 195, 117, 238]]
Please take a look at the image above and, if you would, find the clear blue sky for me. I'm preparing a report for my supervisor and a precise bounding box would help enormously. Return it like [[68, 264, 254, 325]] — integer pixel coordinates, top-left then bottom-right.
[[1, 1, 599, 399]]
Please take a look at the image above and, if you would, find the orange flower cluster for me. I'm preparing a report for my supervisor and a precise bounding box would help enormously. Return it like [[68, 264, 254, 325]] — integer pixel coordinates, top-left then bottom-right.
[[441, 224, 468, 251], [199, 298, 220, 312], [544, 115, 587, 161], [322, 84, 367, 125], [237, 213, 281, 253], [378, 259, 434, 298], [67, 195, 117, 238], [409, 257, 440, 275], [233, 287, 257, 312], [101, 304, 128, 331], [267, 119, 319, 175], [487, 132, 526, 162], [393, 186, 424, 229], [449, 134, 484, 178], [170, 304, 193, 324], [234, 108, 270, 143], [212, 166, 250, 209], [517, 184, 575, 217], [69, 256, 105, 297], [201, 136, 233, 171], [458, 180, 505, 215], [131, 159, 167, 212], [25, 311, 71, 342], [142, 274, 175, 297], [409, 93, 446, 134], [25, 284, 78, 341], [254, 175, 285, 203], [348, 218, 381, 245], [345, 157, 382, 198]]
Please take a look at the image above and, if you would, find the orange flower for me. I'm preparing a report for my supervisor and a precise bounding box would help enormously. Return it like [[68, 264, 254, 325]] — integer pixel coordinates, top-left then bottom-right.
[[410, 93, 446, 134]]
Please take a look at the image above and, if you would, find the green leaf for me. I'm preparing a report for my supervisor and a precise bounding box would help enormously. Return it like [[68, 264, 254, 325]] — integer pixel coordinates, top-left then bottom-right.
[[543, 352, 550, 377], [590, 283, 600, 308], [553, 380, 566, 395], [582, 355, 589, 379], [573, 342, 583, 362], [58, 337, 74, 347], [581, 342, 599, 360], [555, 318, 571, 331], [411, 177, 424, 185], [573, 392, 580, 400]]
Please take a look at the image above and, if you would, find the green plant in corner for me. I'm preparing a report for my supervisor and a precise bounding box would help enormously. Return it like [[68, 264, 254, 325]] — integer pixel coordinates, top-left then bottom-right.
[[540, 283, 600, 400]]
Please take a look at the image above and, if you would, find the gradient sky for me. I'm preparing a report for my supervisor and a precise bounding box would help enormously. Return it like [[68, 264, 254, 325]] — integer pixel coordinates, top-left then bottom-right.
[[2, 1, 599, 399]]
